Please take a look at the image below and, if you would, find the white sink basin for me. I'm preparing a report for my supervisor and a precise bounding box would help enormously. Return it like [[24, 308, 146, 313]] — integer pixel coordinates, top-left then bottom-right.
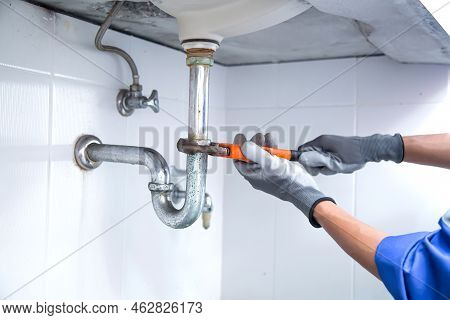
[[152, 0, 311, 44]]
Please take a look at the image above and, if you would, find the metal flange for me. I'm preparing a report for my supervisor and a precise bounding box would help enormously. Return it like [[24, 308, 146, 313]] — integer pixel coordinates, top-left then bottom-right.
[[116, 89, 135, 117], [74, 135, 102, 170]]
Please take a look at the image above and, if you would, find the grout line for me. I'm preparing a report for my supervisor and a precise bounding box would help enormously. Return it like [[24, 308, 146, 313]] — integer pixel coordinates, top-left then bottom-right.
[[119, 40, 132, 298], [42, 9, 57, 298], [222, 101, 448, 112], [222, 54, 386, 68], [0, 62, 51, 76], [225, 104, 356, 111], [53, 73, 121, 89]]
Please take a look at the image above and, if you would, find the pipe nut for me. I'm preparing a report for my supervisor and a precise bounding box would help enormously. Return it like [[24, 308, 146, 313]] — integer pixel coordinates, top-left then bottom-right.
[[186, 56, 214, 66]]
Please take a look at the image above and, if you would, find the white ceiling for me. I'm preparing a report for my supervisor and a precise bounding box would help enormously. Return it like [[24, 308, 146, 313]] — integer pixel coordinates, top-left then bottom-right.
[[28, 0, 450, 66]]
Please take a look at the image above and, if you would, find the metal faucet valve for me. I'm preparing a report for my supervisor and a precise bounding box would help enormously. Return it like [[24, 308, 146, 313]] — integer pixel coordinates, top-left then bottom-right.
[[116, 88, 159, 117]]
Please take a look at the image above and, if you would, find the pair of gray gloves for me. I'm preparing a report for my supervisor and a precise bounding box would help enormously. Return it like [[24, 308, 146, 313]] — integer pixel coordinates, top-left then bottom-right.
[[234, 133, 404, 228]]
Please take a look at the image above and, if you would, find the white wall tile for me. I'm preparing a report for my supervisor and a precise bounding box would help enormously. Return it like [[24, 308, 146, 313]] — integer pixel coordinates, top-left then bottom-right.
[[353, 265, 391, 300], [225, 64, 278, 109], [46, 74, 128, 298], [356, 56, 449, 106], [0, 1, 52, 299], [277, 58, 356, 108], [44, 161, 83, 298], [53, 14, 130, 88], [0, 66, 50, 146], [128, 36, 189, 103], [0, 161, 48, 299], [52, 78, 127, 145], [0, 0, 54, 73], [210, 64, 228, 109], [274, 207, 352, 299], [75, 164, 127, 299], [225, 58, 356, 110], [221, 173, 278, 299]]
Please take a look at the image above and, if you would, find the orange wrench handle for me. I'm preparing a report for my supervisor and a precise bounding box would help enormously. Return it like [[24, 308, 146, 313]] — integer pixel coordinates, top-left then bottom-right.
[[218, 143, 296, 162]]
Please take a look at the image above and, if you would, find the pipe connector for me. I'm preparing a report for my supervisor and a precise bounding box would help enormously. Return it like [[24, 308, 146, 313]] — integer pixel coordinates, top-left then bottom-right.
[[185, 48, 215, 67]]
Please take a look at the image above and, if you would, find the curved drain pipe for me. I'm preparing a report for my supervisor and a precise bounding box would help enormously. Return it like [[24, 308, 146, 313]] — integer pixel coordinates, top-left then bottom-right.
[[74, 44, 215, 229]]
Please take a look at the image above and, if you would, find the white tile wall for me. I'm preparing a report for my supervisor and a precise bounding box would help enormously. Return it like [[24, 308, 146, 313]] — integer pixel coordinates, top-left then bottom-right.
[[1, 0, 449, 301], [356, 56, 448, 106], [222, 56, 449, 299], [0, 0, 53, 73], [277, 58, 356, 108], [0, 0, 226, 299]]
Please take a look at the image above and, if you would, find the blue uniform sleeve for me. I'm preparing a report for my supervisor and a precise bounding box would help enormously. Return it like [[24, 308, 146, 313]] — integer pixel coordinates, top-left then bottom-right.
[[375, 210, 450, 300]]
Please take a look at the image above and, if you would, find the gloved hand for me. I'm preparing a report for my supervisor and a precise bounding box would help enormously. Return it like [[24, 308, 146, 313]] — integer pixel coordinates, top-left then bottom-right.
[[233, 133, 335, 228], [298, 134, 404, 176]]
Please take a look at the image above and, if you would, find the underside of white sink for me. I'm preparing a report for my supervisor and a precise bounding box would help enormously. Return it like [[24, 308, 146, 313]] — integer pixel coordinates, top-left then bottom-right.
[[29, 0, 450, 65], [152, 0, 311, 43]]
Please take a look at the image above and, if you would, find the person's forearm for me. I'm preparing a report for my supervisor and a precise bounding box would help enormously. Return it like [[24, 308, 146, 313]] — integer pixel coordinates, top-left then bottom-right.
[[313, 201, 387, 278], [403, 134, 450, 169]]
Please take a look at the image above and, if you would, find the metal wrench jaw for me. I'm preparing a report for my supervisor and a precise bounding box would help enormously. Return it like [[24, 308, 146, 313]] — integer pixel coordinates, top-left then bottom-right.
[[177, 138, 230, 157]]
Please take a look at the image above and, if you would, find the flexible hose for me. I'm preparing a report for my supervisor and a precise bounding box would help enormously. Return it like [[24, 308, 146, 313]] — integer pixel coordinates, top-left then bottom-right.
[[95, 1, 140, 86]]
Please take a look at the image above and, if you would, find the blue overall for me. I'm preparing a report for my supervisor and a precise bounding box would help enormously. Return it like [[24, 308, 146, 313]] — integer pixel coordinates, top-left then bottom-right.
[[375, 210, 450, 299]]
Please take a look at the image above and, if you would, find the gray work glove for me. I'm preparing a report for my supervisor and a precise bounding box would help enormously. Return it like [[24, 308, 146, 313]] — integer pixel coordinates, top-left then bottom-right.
[[298, 134, 404, 176], [234, 133, 335, 228]]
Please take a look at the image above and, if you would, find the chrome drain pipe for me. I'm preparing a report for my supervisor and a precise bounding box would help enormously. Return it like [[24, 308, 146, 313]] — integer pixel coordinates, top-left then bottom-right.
[[150, 46, 215, 228], [74, 43, 216, 229]]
